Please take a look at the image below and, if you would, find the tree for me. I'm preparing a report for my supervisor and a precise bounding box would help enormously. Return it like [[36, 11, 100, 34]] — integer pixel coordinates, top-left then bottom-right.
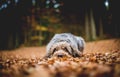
[[85, 9, 97, 41], [90, 9, 97, 40], [85, 10, 90, 41]]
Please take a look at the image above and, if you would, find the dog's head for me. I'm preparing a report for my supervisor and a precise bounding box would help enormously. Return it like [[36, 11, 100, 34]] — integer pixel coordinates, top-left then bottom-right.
[[45, 41, 82, 58]]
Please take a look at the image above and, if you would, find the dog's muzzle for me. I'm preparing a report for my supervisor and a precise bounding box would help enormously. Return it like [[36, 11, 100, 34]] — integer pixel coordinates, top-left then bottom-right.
[[52, 50, 71, 58]]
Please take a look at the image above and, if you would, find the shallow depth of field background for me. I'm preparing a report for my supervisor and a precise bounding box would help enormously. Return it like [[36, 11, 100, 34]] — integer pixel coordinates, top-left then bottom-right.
[[0, 0, 119, 50]]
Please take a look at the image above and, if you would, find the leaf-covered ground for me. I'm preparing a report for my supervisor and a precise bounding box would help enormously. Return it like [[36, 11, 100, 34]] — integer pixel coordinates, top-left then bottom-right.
[[0, 38, 120, 77]]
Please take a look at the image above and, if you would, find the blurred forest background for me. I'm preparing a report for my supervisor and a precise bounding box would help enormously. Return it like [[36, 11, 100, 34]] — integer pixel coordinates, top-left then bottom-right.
[[0, 0, 120, 50]]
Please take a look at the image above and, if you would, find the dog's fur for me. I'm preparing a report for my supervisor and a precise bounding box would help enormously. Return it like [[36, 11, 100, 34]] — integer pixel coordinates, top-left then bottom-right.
[[44, 33, 85, 58]]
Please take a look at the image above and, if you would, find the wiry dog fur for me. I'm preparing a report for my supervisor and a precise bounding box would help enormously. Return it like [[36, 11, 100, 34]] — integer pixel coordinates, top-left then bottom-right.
[[44, 33, 85, 58]]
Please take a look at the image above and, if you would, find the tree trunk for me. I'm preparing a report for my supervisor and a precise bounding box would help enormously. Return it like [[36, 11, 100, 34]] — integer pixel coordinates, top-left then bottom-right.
[[85, 11, 90, 41], [90, 9, 97, 40]]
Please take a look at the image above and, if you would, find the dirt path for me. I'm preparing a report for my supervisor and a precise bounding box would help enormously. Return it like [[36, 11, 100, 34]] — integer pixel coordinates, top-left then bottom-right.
[[0, 38, 120, 77], [1, 38, 119, 58], [84, 38, 120, 53]]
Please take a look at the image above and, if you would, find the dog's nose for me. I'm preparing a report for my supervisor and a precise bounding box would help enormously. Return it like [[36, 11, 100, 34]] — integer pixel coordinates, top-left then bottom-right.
[[57, 54, 64, 57]]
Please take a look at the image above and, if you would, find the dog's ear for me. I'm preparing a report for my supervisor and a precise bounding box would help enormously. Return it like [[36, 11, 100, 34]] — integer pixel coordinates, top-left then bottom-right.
[[43, 47, 57, 59], [46, 34, 58, 53], [73, 50, 83, 57], [70, 45, 83, 57], [75, 36, 85, 52]]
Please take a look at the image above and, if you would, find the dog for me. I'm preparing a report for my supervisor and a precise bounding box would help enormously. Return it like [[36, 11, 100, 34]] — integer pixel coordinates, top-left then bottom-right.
[[44, 33, 85, 58]]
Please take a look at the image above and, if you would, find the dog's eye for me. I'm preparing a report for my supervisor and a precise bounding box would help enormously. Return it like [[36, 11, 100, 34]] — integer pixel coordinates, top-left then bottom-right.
[[53, 48, 57, 53], [63, 47, 68, 52]]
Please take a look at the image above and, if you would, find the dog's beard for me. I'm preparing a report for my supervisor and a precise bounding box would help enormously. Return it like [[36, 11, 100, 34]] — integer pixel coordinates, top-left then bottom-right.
[[50, 42, 72, 57]]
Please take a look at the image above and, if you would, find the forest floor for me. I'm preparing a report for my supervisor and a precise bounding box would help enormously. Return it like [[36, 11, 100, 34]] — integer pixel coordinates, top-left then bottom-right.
[[0, 38, 120, 77]]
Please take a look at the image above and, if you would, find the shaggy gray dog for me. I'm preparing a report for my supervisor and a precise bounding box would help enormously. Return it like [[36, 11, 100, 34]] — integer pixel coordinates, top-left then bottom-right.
[[44, 33, 85, 58]]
